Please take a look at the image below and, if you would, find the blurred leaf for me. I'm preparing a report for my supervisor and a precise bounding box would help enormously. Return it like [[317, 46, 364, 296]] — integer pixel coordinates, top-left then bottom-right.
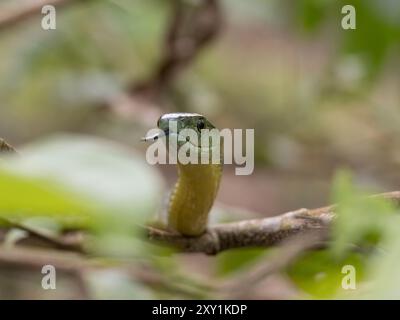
[[84, 269, 154, 300], [289, 169, 399, 299], [363, 215, 400, 299], [340, 0, 400, 79], [330, 169, 396, 257], [295, 0, 333, 31], [0, 169, 96, 229], [0, 135, 164, 252], [287, 250, 366, 299], [216, 247, 268, 276]]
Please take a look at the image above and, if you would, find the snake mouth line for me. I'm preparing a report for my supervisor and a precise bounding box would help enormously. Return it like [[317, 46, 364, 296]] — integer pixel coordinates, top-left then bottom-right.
[[141, 129, 167, 142], [143, 130, 218, 153]]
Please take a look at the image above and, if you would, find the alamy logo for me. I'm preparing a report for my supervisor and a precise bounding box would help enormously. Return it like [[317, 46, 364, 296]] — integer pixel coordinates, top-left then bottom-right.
[[41, 264, 56, 290], [341, 264, 356, 290], [341, 5, 356, 30], [41, 5, 56, 30]]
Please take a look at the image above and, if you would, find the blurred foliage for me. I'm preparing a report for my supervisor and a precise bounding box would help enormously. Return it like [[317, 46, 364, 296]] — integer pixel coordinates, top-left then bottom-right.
[[288, 170, 400, 299], [295, 0, 400, 79], [287, 250, 367, 299], [0, 135, 164, 256], [330, 170, 395, 256], [3, 136, 400, 299], [216, 247, 267, 277], [0, 0, 169, 141], [0, 0, 400, 299]]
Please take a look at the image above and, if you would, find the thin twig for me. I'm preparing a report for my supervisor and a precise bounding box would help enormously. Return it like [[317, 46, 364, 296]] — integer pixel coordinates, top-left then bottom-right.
[[0, 246, 207, 299], [0, 217, 85, 252], [0, 138, 17, 153], [0, 246, 89, 271], [106, 0, 222, 121], [131, 0, 222, 98], [219, 229, 328, 298]]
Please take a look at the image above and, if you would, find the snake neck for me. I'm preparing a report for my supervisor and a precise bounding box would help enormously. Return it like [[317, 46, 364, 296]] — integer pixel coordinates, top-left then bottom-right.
[[167, 161, 222, 236]]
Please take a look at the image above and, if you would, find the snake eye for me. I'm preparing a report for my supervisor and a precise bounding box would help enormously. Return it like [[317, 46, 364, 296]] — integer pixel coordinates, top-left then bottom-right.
[[197, 119, 205, 131]]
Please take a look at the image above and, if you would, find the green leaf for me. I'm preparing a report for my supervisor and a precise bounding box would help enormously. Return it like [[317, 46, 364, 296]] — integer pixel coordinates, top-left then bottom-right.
[[287, 250, 366, 299], [216, 247, 268, 276], [0, 134, 164, 233], [0, 169, 95, 229], [295, 0, 333, 32], [330, 169, 396, 257]]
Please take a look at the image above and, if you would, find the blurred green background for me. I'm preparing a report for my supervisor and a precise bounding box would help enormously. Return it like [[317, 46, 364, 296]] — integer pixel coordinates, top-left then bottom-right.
[[2, 0, 400, 212], [1, 0, 400, 299]]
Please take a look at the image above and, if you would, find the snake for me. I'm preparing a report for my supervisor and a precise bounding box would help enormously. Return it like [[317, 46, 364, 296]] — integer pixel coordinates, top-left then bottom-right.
[[143, 113, 223, 236]]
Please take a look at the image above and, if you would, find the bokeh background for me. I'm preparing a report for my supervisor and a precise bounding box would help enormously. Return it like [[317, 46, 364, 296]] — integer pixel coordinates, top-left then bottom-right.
[[1, 0, 400, 299]]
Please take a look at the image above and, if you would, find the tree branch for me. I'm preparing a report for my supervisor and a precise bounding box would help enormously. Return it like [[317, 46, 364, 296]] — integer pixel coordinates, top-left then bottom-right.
[[147, 191, 400, 255], [105, 0, 222, 121], [130, 0, 222, 99], [0, 138, 17, 153]]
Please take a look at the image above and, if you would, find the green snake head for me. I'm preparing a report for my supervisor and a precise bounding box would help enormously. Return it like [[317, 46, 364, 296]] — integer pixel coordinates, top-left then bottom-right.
[[157, 113, 215, 131], [157, 113, 216, 146], [143, 113, 220, 158]]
